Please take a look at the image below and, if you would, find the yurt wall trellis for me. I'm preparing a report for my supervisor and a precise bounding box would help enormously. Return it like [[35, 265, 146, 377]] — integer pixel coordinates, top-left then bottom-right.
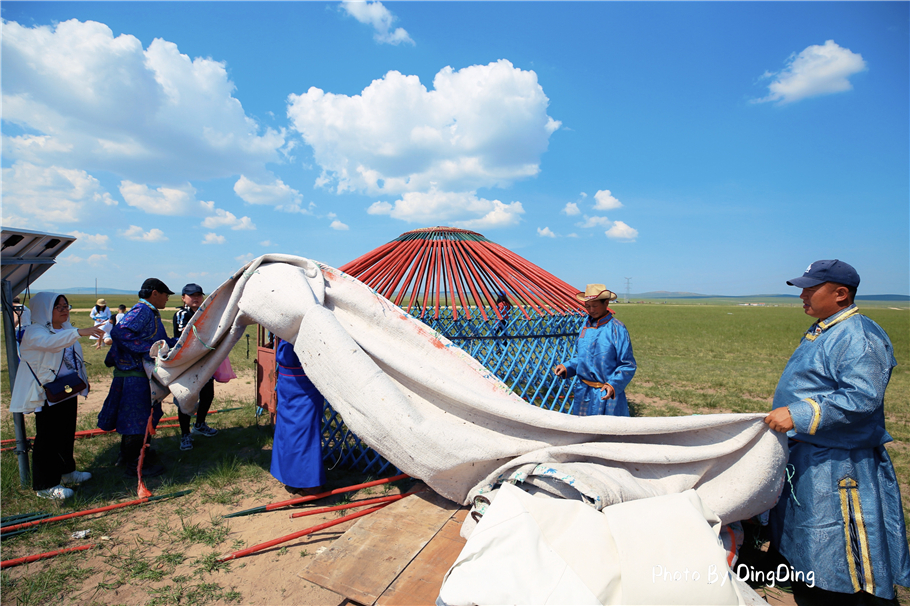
[[315, 227, 588, 475]]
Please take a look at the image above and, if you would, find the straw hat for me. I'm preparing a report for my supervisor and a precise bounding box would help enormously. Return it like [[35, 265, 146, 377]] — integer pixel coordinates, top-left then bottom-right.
[[96, 298, 107, 306], [575, 284, 617, 303]]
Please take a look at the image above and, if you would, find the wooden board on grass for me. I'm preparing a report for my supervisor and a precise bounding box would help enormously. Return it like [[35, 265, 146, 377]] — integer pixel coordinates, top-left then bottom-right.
[[376, 508, 468, 605], [298, 486, 460, 606]]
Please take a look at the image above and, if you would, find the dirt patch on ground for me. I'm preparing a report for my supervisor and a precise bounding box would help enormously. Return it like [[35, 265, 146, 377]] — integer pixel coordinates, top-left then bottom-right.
[[3, 473, 384, 605]]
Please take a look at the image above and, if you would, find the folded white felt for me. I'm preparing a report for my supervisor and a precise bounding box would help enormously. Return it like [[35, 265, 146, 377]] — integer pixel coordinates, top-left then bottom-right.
[[150, 255, 787, 523], [438, 484, 764, 606]]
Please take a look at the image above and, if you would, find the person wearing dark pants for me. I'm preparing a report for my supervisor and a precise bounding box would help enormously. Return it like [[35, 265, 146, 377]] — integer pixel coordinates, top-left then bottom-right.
[[98, 278, 177, 477], [31, 396, 78, 492], [172, 283, 218, 451], [10, 292, 103, 500]]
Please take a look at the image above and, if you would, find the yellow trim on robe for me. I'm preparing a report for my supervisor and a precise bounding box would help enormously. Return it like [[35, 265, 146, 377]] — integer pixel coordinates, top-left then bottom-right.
[[849, 482, 876, 593], [805, 398, 822, 435], [839, 478, 862, 593], [804, 307, 861, 341]]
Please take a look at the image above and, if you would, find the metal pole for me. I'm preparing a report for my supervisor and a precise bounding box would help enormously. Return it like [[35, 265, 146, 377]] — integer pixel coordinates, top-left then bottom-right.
[[2, 279, 30, 486]]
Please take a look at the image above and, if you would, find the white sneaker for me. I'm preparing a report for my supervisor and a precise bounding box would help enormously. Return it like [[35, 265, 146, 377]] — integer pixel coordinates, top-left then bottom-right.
[[36, 485, 74, 500], [60, 470, 92, 485]]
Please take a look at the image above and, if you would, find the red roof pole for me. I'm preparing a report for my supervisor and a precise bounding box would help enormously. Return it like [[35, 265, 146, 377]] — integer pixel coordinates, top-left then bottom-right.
[[449, 239, 488, 321]]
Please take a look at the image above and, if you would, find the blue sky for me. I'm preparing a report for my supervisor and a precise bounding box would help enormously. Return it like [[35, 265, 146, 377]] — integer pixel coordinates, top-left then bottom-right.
[[3, 1, 908, 296]]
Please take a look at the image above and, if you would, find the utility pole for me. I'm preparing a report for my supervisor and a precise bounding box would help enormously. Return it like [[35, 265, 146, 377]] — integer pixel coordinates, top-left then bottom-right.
[[624, 277, 632, 303]]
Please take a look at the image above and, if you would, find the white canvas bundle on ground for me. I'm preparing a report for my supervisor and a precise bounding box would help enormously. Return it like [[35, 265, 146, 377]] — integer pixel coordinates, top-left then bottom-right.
[[438, 484, 765, 606], [149, 255, 787, 525]]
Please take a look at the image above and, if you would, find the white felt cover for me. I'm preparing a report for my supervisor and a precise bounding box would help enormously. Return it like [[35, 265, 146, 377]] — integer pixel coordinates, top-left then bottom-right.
[[150, 255, 787, 525]]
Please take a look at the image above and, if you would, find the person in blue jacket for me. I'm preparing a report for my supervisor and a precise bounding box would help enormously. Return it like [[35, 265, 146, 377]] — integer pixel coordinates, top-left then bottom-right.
[[765, 260, 910, 604], [553, 284, 636, 416]]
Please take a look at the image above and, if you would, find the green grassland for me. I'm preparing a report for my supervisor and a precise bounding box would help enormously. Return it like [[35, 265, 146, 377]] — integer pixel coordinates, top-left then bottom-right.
[[0, 298, 907, 604]]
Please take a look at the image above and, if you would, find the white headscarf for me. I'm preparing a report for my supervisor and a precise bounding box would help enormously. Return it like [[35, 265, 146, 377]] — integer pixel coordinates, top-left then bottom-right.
[[29, 292, 75, 333]]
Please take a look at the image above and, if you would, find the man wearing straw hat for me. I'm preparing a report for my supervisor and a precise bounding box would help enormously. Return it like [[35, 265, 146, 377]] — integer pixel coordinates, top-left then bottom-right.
[[553, 284, 637, 416]]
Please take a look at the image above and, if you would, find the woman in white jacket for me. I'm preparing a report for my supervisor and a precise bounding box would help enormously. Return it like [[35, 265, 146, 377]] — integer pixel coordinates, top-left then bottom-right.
[[10, 292, 104, 500]]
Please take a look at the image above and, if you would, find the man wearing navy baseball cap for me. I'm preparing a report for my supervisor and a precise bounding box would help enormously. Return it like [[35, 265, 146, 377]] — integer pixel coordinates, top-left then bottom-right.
[[765, 260, 910, 602]]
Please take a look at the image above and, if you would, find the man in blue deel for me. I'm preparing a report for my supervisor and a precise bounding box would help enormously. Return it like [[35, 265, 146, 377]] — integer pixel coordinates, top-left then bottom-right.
[[98, 278, 177, 477], [553, 284, 636, 416], [765, 260, 910, 604]]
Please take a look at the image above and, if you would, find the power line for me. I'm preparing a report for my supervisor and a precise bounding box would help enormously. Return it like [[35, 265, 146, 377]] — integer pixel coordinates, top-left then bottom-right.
[[624, 277, 632, 303]]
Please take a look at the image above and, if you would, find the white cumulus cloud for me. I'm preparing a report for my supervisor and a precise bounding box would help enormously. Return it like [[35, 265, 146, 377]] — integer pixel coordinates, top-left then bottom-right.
[[593, 189, 623, 211], [1, 162, 117, 227], [605, 221, 638, 241], [202, 232, 226, 245], [578, 216, 611, 228], [121, 225, 167, 242], [234, 175, 308, 213], [754, 40, 867, 105], [120, 181, 201, 215], [2, 19, 284, 184], [201, 208, 256, 231], [59, 254, 106, 266], [537, 227, 556, 238], [67, 231, 110, 249], [235, 253, 255, 263], [561, 202, 580, 216], [368, 188, 523, 228], [341, 0, 414, 46], [287, 59, 561, 196], [330, 220, 350, 231]]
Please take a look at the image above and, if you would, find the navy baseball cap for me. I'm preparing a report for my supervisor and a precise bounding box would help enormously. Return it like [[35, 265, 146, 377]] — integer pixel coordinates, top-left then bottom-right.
[[787, 259, 860, 289], [182, 283, 204, 296]]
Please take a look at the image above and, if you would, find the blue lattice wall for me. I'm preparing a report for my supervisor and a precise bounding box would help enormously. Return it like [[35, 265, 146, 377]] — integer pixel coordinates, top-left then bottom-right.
[[321, 307, 586, 474]]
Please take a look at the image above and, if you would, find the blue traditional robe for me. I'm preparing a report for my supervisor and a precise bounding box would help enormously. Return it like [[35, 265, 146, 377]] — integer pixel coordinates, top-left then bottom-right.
[[270, 339, 325, 489], [97, 300, 175, 435], [562, 312, 637, 416], [769, 304, 910, 599]]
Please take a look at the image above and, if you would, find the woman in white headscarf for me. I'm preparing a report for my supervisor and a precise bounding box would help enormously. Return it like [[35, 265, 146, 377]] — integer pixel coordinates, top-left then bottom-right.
[[10, 292, 104, 500]]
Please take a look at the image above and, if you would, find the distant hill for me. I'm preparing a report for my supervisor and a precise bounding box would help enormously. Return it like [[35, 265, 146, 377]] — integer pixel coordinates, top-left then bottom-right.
[[856, 294, 910, 301]]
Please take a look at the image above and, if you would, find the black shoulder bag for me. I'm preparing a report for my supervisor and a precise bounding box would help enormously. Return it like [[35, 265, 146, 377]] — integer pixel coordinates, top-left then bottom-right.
[[25, 347, 87, 404]]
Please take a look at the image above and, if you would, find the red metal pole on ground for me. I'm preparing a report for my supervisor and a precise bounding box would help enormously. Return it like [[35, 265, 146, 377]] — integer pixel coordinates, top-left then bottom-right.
[[219, 503, 391, 562], [1, 544, 96, 569], [0, 490, 192, 534], [289, 490, 417, 519], [0, 409, 240, 445], [223, 473, 410, 518]]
